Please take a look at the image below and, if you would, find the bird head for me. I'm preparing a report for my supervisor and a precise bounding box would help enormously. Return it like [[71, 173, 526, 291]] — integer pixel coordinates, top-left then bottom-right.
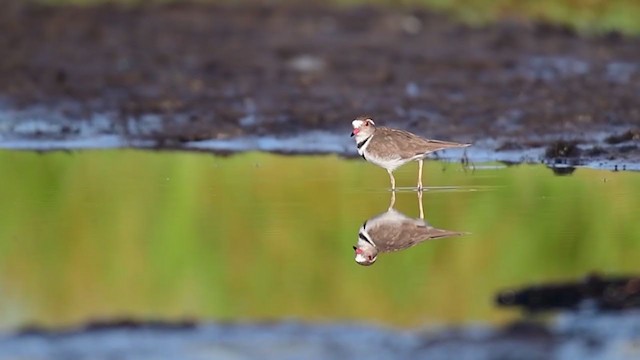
[[353, 245, 377, 266], [353, 231, 378, 266], [351, 117, 376, 139]]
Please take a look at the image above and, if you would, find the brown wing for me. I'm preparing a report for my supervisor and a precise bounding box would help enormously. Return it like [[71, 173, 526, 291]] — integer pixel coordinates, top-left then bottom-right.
[[369, 219, 466, 253], [375, 127, 470, 158]]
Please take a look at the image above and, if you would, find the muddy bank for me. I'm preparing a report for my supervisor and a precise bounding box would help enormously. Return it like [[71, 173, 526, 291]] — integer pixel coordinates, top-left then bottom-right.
[[0, 1, 639, 166]]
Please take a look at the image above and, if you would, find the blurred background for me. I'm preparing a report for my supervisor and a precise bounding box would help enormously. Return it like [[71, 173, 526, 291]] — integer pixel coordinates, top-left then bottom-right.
[[1, 0, 639, 359]]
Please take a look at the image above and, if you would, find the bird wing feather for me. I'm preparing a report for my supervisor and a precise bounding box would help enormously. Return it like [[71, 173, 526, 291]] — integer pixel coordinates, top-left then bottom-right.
[[368, 219, 465, 253], [375, 127, 469, 158]]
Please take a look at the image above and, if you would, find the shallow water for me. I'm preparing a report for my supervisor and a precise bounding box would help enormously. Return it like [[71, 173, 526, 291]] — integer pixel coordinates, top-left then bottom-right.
[[0, 150, 639, 331]]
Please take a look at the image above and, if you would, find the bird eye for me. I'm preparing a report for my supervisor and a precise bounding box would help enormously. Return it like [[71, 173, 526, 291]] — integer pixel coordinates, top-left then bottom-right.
[[368, 256, 372, 260], [365, 122, 369, 126]]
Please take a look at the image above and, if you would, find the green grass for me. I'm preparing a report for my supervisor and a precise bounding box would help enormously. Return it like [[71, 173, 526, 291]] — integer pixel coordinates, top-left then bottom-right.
[[0, 150, 639, 330], [33, 0, 640, 34]]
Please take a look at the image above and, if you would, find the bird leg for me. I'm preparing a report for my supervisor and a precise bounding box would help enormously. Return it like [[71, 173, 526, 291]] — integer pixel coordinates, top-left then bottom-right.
[[387, 169, 396, 191], [418, 189, 424, 220], [388, 191, 396, 211], [417, 159, 424, 191]]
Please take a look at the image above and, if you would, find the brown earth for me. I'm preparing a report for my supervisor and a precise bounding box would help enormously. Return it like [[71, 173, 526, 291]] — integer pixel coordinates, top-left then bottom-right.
[[1, 1, 639, 163]]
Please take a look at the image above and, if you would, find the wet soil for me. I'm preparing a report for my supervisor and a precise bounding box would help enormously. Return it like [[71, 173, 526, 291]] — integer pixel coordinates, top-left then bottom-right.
[[497, 274, 640, 312], [1, 1, 640, 164]]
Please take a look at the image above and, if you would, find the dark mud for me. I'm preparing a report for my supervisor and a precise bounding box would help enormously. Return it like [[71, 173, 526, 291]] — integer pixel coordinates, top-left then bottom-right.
[[497, 274, 640, 312], [1, 1, 640, 166]]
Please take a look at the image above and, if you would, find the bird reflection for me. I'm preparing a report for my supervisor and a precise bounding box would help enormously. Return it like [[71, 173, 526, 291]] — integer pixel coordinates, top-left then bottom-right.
[[353, 191, 467, 266]]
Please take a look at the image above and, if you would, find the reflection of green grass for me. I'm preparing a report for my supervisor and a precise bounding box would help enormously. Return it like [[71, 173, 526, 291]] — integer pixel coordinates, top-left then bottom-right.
[[35, 0, 640, 34], [357, 0, 640, 34], [476, 0, 637, 34], [0, 150, 639, 330]]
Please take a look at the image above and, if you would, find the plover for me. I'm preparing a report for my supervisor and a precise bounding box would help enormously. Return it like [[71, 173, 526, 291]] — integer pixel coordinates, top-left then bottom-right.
[[353, 191, 467, 266], [351, 117, 470, 190]]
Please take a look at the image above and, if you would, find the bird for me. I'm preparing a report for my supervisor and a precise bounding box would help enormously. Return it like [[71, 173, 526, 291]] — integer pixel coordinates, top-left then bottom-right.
[[351, 117, 470, 191], [353, 191, 467, 266]]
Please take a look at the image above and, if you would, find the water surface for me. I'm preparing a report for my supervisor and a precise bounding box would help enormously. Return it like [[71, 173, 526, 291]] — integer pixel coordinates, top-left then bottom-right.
[[0, 150, 639, 330]]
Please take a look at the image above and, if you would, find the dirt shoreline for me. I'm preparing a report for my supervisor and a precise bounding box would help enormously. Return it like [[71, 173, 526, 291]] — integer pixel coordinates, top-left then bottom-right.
[[0, 1, 639, 166]]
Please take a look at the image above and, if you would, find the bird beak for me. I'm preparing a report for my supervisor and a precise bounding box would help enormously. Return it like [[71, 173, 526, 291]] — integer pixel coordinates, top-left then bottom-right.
[[351, 128, 359, 137]]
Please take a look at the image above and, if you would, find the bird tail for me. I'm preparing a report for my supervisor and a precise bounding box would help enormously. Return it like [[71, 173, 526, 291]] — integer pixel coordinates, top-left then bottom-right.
[[424, 139, 471, 152], [429, 229, 469, 240]]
